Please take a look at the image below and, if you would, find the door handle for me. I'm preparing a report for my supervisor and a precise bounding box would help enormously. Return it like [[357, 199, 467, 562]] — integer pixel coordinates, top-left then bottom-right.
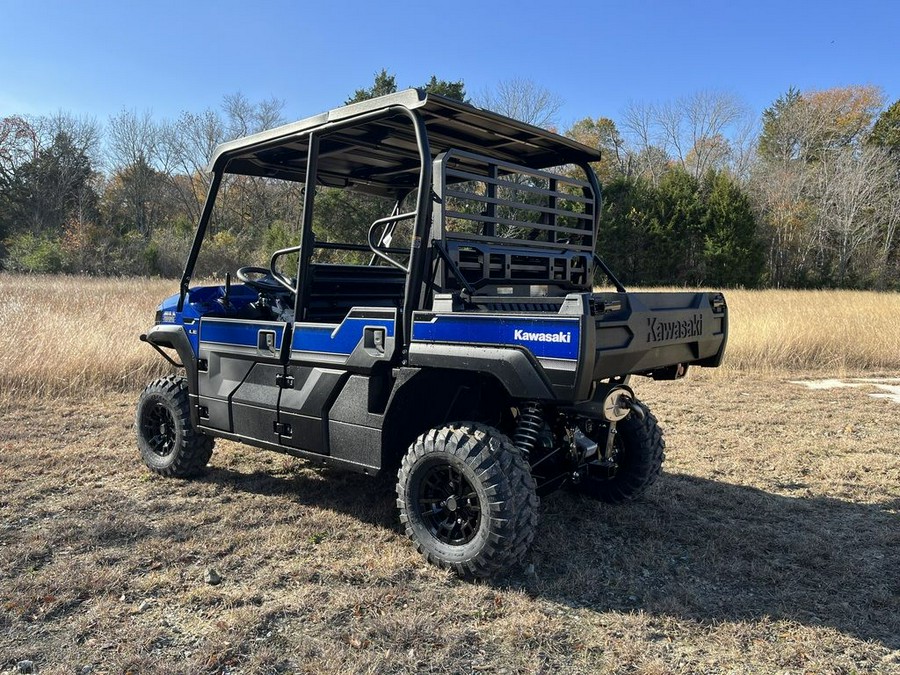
[[363, 327, 386, 356], [258, 330, 277, 355]]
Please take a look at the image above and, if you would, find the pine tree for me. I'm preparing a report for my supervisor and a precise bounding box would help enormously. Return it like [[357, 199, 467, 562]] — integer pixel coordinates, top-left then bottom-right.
[[422, 76, 467, 102], [758, 87, 803, 163], [346, 69, 398, 104], [701, 170, 763, 287], [869, 99, 900, 157], [346, 70, 467, 105]]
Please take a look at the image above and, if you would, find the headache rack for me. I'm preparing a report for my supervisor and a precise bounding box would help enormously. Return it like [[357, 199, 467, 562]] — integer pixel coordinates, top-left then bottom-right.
[[431, 149, 600, 295]]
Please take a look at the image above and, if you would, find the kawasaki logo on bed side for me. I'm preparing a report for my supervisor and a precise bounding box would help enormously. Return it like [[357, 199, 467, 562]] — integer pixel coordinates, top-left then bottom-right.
[[513, 329, 573, 344], [647, 314, 703, 343]]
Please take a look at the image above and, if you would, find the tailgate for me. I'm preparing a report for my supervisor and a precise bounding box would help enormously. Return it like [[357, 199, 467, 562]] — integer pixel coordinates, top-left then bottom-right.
[[589, 291, 727, 380]]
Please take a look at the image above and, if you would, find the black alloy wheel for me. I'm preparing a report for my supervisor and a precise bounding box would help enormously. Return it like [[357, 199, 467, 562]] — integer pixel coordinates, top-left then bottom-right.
[[141, 401, 178, 458], [416, 462, 482, 545]]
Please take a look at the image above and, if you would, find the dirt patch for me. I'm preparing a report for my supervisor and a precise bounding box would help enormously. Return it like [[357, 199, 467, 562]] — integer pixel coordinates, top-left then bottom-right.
[[790, 377, 900, 403], [1, 373, 899, 673]]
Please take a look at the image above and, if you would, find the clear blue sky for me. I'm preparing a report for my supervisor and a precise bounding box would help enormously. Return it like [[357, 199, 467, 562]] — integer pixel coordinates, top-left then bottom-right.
[[1, 0, 898, 130]]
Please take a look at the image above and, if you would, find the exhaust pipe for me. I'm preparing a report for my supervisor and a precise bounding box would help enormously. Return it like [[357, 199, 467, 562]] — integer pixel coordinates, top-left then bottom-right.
[[600, 386, 642, 422]]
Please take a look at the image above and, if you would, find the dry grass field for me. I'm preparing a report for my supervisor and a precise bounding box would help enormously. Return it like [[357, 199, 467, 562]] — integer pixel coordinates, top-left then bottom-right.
[[2, 275, 900, 402], [1, 273, 899, 674]]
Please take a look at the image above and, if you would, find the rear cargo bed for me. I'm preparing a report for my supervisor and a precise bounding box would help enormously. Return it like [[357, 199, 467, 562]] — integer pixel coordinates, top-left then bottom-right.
[[589, 291, 728, 379]]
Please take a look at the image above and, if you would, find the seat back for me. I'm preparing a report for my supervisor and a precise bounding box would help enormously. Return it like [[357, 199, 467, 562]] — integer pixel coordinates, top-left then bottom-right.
[[306, 264, 406, 323]]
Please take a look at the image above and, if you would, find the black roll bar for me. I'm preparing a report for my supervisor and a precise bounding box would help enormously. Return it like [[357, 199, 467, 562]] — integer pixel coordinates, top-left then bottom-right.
[[177, 171, 223, 312]]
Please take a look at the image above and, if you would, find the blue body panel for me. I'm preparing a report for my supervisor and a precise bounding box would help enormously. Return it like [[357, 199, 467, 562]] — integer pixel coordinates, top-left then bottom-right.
[[157, 285, 580, 365], [200, 319, 285, 350], [292, 317, 395, 355], [156, 285, 399, 360], [412, 314, 581, 361]]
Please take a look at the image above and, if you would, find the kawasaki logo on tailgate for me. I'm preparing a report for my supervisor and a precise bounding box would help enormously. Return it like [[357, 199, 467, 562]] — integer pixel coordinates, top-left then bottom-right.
[[647, 314, 703, 343], [513, 329, 572, 344]]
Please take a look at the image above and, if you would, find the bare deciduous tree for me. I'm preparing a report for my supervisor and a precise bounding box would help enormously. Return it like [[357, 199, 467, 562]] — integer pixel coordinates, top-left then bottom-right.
[[107, 109, 167, 236], [752, 86, 892, 285], [108, 109, 159, 167], [729, 115, 759, 183], [474, 77, 563, 130], [221, 93, 287, 230], [624, 91, 750, 182], [621, 101, 670, 186], [0, 116, 38, 184], [817, 146, 900, 285], [222, 92, 285, 140], [159, 109, 225, 225], [748, 161, 817, 286]]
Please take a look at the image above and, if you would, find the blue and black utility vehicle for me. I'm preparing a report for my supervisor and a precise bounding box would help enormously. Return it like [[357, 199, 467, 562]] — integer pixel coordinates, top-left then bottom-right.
[[137, 90, 728, 577]]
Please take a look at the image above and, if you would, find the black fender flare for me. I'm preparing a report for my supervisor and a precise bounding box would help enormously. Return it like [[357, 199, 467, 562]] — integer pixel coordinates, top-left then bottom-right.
[[141, 324, 198, 397], [406, 342, 554, 400]]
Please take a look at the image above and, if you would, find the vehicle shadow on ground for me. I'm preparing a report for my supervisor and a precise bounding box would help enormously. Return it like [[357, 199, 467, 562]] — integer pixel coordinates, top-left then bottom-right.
[[200, 464, 399, 530], [531, 473, 900, 650], [198, 465, 899, 650]]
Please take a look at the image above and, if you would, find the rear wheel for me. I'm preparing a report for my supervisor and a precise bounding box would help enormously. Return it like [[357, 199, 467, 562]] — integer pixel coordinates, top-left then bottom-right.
[[571, 405, 665, 504], [136, 376, 214, 478], [397, 422, 538, 578]]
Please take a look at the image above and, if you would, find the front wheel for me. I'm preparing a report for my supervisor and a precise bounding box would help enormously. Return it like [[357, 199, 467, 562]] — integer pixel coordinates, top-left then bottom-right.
[[396, 423, 538, 578], [136, 376, 214, 478], [570, 404, 665, 504]]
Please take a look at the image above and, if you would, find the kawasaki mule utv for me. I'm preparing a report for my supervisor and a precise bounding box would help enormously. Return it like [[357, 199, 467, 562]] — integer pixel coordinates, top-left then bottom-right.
[[137, 90, 727, 577]]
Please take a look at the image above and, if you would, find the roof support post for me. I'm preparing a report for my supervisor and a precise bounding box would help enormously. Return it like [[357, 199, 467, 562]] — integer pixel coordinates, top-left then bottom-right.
[[178, 170, 223, 311], [294, 133, 320, 322], [396, 110, 431, 349]]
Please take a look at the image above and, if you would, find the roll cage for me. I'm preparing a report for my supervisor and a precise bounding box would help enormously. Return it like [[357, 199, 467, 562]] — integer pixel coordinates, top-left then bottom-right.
[[177, 88, 605, 348]]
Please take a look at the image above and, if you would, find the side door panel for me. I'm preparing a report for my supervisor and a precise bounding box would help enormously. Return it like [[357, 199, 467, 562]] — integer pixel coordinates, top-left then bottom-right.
[[197, 318, 288, 442], [230, 363, 284, 443], [283, 308, 397, 461], [197, 350, 254, 432], [278, 366, 345, 454]]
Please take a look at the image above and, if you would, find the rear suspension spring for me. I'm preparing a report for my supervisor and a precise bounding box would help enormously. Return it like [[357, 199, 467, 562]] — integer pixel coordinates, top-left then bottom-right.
[[513, 401, 544, 459]]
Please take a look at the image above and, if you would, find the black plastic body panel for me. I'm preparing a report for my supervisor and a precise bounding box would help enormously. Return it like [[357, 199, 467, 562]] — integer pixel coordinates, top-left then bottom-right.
[[143, 324, 202, 425], [231, 363, 282, 443], [327, 374, 390, 469], [198, 354, 253, 432], [197, 369, 386, 474], [407, 342, 554, 401], [194, 319, 289, 440], [197, 426, 382, 475], [279, 366, 345, 455]]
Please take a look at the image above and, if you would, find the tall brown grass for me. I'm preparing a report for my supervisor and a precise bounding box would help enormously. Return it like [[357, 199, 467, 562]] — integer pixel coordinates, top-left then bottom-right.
[[1, 274, 898, 401], [718, 288, 900, 375], [0, 274, 178, 401]]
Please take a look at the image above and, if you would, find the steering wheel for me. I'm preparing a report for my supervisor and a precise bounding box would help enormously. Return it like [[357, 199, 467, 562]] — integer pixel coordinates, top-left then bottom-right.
[[236, 266, 285, 293]]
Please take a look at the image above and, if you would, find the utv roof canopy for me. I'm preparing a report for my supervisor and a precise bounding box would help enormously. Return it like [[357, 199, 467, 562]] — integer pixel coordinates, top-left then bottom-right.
[[207, 89, 600, 196]]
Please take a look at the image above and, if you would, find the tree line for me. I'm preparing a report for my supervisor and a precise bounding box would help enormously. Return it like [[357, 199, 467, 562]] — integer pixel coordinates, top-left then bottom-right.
[[1, 69, 898, 289]]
